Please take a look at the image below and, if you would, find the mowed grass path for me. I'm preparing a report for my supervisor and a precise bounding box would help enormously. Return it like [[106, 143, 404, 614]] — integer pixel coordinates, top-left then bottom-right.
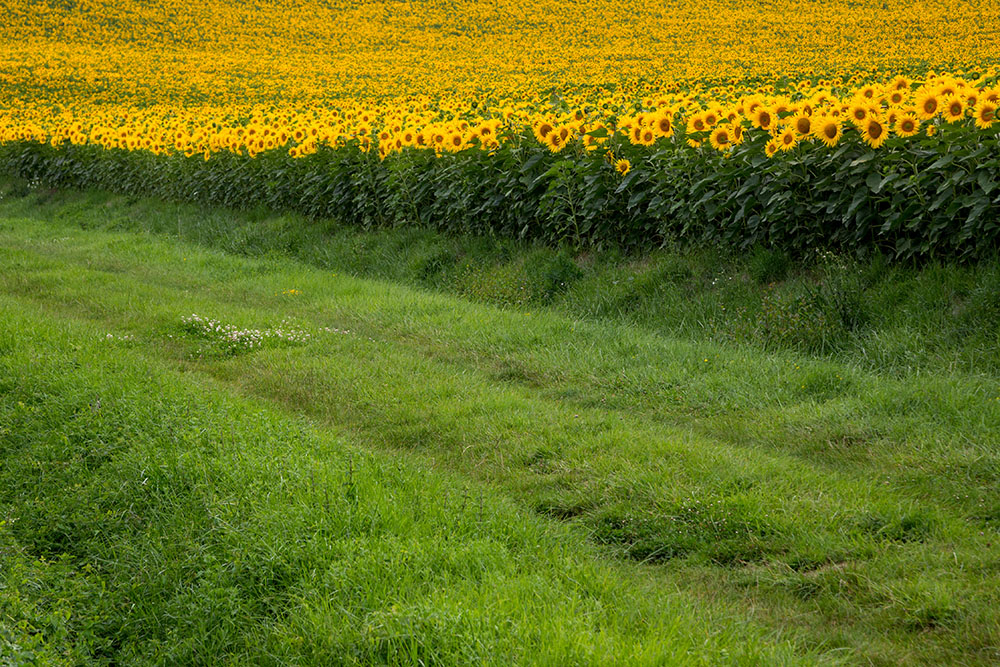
[[1, 193, 999, 664]]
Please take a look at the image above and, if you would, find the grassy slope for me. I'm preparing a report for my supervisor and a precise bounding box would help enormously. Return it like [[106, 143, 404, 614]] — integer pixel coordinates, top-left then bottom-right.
[[1, 185, 999, 664], [7, 181, 996, 378]]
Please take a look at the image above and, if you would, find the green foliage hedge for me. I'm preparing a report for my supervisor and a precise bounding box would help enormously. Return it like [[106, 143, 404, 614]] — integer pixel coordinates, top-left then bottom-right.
[[2, 121, 998, 259]]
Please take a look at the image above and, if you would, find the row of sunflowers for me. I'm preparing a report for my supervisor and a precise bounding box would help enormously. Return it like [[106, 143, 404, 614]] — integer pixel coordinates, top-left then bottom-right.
[[2, 74, 997, 163]]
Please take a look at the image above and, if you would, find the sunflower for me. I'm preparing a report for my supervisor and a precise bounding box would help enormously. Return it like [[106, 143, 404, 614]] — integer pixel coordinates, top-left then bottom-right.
[[764, 138, 780, 157], [777, 127, 797, 151], [533, 120, 554, 143], [813, 117, 842, 147], [544, 131, 565, 153], [447, 132, 464, 150], [709, 125, 732, 151], [942, 96, 966, 123], [614, 158, 631, 176], [890, 75, 911, 91], [887, 89, 908, 106], [858, 84, 878, 100], [861, 117, 887, 148], [653, 113, 674, 137], [914, 90, 940, 119], [791, 113, 812, 137], [687, 113, 708, 133], [894, 113, 919, 137], [975, 101, 997, 129], [937, 82, 958, 98], [750, 107, 775, 131], [730, 123, 745, 145], [848, 103, 871, 126]]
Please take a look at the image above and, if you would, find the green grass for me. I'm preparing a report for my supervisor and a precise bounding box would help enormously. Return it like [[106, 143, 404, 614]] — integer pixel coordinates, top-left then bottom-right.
[[1, 302, 802, 665], [2, 181, 999, 664]]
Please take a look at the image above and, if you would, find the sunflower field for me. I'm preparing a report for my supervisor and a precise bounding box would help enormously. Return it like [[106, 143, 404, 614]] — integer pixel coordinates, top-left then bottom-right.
[[2, 0, 999, 258]]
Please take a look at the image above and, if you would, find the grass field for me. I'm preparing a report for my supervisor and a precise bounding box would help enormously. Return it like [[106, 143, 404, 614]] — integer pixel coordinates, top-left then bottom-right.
[[2, 182, 999, 664]]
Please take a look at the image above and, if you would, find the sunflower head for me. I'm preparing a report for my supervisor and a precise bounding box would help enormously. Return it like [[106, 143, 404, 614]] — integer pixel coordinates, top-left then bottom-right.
[[792, 113, 812, 137], [894, 114, 919, 137], [813, 117, 842, 147], [654, 114, 673, 136], [764, 138, 780, 157], [534, 120, 554, 143], [915, 90, 940, 120], [709, 125, 731, 151], [614, 158, 631, 176], [751, 107, 774, 131], [942, 96, 966, 123], [778, 128, 797, 151], [890, 75, 911, 91], [888, 90, 907, 106], [848, 103, 870, 125], [861, 117, 887, 148], [975, 102, 997, 129], [858, 84, 878, 100], [544, 131, 565, 153]]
